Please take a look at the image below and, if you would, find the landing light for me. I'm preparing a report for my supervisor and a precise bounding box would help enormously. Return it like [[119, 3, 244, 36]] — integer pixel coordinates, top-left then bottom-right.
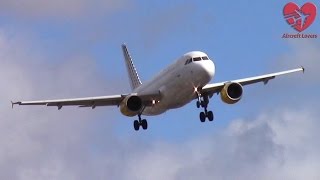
[[152, 100, 160, 105]]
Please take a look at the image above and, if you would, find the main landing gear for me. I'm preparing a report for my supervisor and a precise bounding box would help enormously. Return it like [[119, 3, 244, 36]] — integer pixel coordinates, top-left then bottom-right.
[[196, 91, 214, 122], [133, 114, 148, 131]]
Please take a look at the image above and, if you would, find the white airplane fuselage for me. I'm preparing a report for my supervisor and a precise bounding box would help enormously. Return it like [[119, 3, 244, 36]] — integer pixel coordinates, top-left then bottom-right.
[[134, 51, 215, 116]]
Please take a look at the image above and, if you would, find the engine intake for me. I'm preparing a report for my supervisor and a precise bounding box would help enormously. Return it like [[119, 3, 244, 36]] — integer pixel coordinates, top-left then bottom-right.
[[120, 95, 143, 117], [220, 82, 243, 104]]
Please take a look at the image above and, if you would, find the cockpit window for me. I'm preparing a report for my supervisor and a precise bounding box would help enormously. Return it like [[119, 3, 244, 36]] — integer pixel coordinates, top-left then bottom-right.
[[193, 57, 201, 61], [202, 56, 209, 60], [185, 58, 192, 65]]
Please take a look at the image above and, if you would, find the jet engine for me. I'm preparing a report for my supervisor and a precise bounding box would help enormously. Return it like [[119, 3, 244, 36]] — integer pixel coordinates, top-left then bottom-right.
[[220, 82, 243, 104], [120, 95, 143, 117]]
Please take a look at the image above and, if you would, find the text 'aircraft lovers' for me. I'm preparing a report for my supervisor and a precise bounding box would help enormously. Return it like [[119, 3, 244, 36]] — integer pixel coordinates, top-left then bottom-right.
[[12, 44, 304, 131]]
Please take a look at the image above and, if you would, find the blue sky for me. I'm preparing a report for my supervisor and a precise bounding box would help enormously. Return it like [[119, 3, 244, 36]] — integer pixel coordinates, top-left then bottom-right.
[[1, 0, 318, 138], [0, 0, 319, 179], [98, 0, 318, 139]]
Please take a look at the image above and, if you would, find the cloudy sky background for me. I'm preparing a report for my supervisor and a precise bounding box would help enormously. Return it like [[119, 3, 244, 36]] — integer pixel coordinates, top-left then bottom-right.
[[0, 0, 319, 179]]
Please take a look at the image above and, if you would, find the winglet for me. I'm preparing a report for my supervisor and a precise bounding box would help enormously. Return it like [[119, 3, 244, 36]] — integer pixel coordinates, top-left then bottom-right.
[[11, 101, 20, 109], [301, 66, 305, 73]]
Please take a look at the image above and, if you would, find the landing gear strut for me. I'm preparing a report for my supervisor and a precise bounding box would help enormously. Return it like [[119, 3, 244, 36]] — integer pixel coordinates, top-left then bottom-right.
[[133, 114, 148, 131], [196, 91, 214, 122]]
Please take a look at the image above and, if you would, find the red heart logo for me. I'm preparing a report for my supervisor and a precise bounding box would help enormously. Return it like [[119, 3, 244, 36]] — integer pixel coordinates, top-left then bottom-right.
[[283, 2, 317, 32]]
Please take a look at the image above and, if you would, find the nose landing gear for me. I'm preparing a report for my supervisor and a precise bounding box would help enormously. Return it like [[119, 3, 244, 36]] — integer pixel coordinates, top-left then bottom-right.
[[196, 90, 214, 122]]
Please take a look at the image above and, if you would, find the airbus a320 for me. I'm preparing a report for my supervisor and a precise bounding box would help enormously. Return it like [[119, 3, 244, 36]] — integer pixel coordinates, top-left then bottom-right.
[[12, 44, 304, 131]]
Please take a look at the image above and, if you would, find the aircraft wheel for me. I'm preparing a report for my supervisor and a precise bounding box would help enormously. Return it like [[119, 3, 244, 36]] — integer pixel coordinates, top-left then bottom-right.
[[207, 111, 214, 121], [141, 119, 148, 130], [133, 120, 140, 131], [201, 101, 206, 108], [199, 112, 206, 122], [196, 101, 201, 108]]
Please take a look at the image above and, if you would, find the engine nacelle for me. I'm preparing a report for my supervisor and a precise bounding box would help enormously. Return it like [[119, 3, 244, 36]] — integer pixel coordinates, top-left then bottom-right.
[[220, 82, 243, 104], [120, 95, 143, 117]]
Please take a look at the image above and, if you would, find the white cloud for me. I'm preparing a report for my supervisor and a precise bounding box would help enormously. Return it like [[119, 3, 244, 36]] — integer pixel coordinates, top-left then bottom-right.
[[275, 40, 320, 82], [0, 28, 121, 179], [120, 108, 320, 180]]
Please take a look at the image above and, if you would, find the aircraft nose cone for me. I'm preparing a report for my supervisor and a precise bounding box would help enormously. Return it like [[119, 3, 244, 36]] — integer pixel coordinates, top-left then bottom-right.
[[202, 60, 215, 79]]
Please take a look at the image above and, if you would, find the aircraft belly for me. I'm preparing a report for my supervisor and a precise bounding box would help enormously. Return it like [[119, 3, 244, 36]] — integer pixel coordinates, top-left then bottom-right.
[[143, 76, 195, 116], [141, 63, 212, 116], [142, 87, 193, 116]]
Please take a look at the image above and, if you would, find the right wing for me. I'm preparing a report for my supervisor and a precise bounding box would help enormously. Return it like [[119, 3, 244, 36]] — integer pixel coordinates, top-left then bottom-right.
[[12, 94, 124, 109]]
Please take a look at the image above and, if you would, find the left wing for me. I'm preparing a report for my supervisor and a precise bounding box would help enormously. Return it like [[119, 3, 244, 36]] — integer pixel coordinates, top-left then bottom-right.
[[201, 67, 304, 95]]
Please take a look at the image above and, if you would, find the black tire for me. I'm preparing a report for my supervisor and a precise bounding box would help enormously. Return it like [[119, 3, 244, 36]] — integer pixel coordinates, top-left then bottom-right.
[[207, 111, 214, 121], [201, 101, 206, 108], [200, 112, 206, 122], [141, 119, 148, 130], [196, 101, 200, 108], [133, 120, 140, 131]]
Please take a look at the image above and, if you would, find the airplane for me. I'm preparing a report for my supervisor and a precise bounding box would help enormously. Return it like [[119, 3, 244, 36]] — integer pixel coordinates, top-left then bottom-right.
[[12, 44, 304, 131]]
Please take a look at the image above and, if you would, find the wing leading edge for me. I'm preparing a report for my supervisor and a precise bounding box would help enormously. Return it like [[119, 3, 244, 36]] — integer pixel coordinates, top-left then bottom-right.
[[201, 67, 304, 95]]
